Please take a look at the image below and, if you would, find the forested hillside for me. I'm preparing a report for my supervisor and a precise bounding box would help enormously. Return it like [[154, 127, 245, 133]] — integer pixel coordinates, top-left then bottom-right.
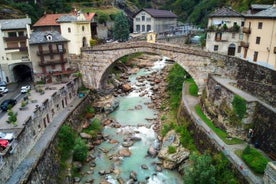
[[0, 0, 275, 27]]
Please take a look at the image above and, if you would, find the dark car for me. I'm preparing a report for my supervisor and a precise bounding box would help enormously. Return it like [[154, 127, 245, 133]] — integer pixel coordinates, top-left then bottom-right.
[[0, 99, 16, 111]]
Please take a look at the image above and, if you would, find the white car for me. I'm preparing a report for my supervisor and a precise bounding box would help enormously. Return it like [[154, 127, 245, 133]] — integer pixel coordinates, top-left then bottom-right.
[[0, 86, 8, 93], [0, 132, 14, 142], [21, 85, 31, 93]]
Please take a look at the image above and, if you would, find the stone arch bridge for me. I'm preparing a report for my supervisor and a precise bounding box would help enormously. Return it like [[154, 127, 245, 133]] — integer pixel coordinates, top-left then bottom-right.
[[79, 41, 225, 92]]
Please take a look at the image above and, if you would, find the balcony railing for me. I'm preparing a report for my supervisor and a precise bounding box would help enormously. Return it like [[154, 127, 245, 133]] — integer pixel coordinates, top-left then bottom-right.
[[3, 36, 27, 41], [240, 41, 249, 48], [5, 46, 27, 51], [39, 59, 67, 66], [37, 49, 66, 56], [242, 27, 251, 34]]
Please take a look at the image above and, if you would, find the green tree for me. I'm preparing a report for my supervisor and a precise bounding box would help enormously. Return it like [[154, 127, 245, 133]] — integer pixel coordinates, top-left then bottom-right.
[[73, 138, 88, 162], [57, 125, 76, 159], [113, 12, 130, 42], [184, 153, 216, 184]]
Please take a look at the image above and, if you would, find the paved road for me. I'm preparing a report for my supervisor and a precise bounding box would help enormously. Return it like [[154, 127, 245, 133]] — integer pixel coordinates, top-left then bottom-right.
[[182, 81, 264, 184]]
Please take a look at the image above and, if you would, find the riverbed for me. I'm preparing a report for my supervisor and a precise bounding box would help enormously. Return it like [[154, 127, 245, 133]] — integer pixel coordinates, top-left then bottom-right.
[[79, 56, 183, 184]]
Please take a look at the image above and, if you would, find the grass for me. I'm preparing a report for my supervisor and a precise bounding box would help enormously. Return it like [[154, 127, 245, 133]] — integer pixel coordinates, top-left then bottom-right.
[[82, 7, 120, 16], [186, 78, 198, 96], [195, 104, 243, 145]]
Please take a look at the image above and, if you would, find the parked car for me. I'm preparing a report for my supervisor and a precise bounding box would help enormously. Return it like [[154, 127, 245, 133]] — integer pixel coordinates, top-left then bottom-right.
[[0, 81, 7, 87], [0, 139, 8, 150], [0, 132, 14, 142], [0, 99, 16, 111], [21, 85, 31, 94], [0, 86, 8, 93]]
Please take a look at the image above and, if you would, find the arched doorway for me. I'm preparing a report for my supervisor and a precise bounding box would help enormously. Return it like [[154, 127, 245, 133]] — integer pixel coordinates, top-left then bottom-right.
[[228, 43, 236, 56], [82, 37, 87, 47], [13, 64, 32, 82]]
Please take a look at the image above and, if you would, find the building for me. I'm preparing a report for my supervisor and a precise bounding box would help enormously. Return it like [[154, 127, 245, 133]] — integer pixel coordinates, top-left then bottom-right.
[[241, 4, 276, 69], [28, 31, 73, 83], [57, 12, 92, 55], [32, 13, 66, 33], [133, 8, 177, 34], [0, 17, 32, 83], [205, 7, 244, 56]]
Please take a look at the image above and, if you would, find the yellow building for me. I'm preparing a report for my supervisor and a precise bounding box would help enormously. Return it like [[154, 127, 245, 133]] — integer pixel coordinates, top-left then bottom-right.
[[241, 4, 276, 69]]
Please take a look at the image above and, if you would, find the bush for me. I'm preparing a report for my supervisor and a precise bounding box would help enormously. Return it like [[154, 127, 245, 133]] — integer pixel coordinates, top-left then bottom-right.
[[232, 95, 246, 120], [90, 39, 97, 46], [57, 125, 76, 160], [241, 145, 268, 174], [73, 138, 88, 162]]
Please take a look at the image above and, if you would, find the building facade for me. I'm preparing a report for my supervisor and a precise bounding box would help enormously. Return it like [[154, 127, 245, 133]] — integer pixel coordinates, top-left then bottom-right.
[[133, 8, 177, 34], [241, 5, 276, 69], [206, 7, 244, 57], [57, 12, 92, 55], [28, 31, 73, 83], [0, 17, 32, 83]]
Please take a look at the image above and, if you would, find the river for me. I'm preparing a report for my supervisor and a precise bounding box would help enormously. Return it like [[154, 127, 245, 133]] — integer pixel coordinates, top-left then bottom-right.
[[79, 56, 183, 184]]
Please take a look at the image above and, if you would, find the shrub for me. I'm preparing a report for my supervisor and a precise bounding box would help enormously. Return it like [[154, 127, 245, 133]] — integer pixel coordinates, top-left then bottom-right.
[[57, 125, 76, 160], [167, 146, 176, 154], [232, 95, 246, 120], [241, 145, 268, 174], [73, 138, 88, 162], [90, 39, 97, 46]]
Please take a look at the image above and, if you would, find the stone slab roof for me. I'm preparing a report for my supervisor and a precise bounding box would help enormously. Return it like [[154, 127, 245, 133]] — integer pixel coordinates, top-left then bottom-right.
[[250, 4, 272, 10], [33, 14, 65, 27], [29, 31, 69, 44], [57, 13, 90, 23], [245, 5, 276, 18], [209, 7, 243, 17], [134, 8, 177, 18], [0, 18, 31, 30]]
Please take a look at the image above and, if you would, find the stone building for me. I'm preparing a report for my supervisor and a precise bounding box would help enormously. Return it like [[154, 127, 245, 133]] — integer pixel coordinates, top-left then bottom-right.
[[28, 31, 73, 83], [32, 13, 66, 33], [205, 7, 244, 57], [241, 3, 276, 69], [0, 17, 32, 83], [133, 8, 177, 34]]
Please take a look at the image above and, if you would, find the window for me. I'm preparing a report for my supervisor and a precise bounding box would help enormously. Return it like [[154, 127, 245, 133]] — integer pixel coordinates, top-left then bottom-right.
[[241, 21, 244, 27], [256, 37, 261, 44], [18, 31, 24, 36], [82, 26, 85, 31], [57, 44, 63, 53], [214, 45, 219, 51], [258, 22, 263, 29], [142, 16, 145, 21], [136, 18, 140, 21], [253, 51, 258, 61], [8, 32, 16, 37], [215, 32, 222, 41], [146, 25, 151, 32], [68, 27, 71, 33], [238, 46, 241, 53], [232, 33, 235, 39], [136, 25, 140, 32], [142, 25, 145, 32], [146, 18, 151, 21]]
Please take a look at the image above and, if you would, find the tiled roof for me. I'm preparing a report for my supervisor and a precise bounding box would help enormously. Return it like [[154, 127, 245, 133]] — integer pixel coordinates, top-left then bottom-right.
[[84, 12, 96, 21], [250, 4, 272, 10], [209, 7, 243, 17], [245, 5, 276, 18], [134, 8, 177, 18], [33, 14, 65, 27], [29, 31, 69, 44], [0, 18, 31, 30]]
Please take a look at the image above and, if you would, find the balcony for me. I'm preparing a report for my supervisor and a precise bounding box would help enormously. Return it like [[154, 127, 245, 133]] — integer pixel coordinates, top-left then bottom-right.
[[240, 41, 249, 48], [39, 59, 67, 66], [37, 49, 66, 56], [5, 46, 28, 51], [3, 36, 27, 41], [242, 27, 251, 34]]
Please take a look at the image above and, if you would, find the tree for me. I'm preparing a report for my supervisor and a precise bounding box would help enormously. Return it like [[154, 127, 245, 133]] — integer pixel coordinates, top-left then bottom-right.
[[112, 12, 130, 42], [184, 153, 216, 184], [73, 138, 88, 162]]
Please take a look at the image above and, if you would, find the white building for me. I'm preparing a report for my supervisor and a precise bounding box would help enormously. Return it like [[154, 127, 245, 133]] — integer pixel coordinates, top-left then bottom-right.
[[133, 8, 177, 34], [206, 7, 244, 57], [0, 17, 32, 83]]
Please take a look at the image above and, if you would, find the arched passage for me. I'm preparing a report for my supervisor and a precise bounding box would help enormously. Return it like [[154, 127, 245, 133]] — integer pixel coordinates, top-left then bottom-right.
[[13, 64, 32, 82], [228, 43, 236, 56], [82, 37, 87, 47]]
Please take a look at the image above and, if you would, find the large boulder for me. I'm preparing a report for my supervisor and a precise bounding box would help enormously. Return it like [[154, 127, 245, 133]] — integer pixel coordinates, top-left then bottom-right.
[[121, 83, 132, 92], [158, 130, 190, 169]]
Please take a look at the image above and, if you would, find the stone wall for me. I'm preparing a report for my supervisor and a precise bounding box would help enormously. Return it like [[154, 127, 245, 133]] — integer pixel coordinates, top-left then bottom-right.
[[24, 93, 95, 184], [0, 78, 81, 184], [263, 162, 276, 184]]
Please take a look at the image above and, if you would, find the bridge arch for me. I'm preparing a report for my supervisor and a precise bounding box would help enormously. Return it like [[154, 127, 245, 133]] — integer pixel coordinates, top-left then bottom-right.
[[80, 41, 214, 92]]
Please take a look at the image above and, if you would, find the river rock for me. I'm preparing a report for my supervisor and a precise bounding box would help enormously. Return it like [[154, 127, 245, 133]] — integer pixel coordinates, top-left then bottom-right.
[[109, 139, 118, 144], [118, 148, 131, 157], [122, 141, 134, 147], [141, 164, 148, 169], [121, 83, 132, 92], [158, 130, 190, 169], [74, 177, 81, 182], [147, 145, 157, 157], [155, 165, 162, 172], [130, 136, 142, 141], [117, 177, 125, 184], [129, 171, 137, 181], [80, 132, 92, 139]]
